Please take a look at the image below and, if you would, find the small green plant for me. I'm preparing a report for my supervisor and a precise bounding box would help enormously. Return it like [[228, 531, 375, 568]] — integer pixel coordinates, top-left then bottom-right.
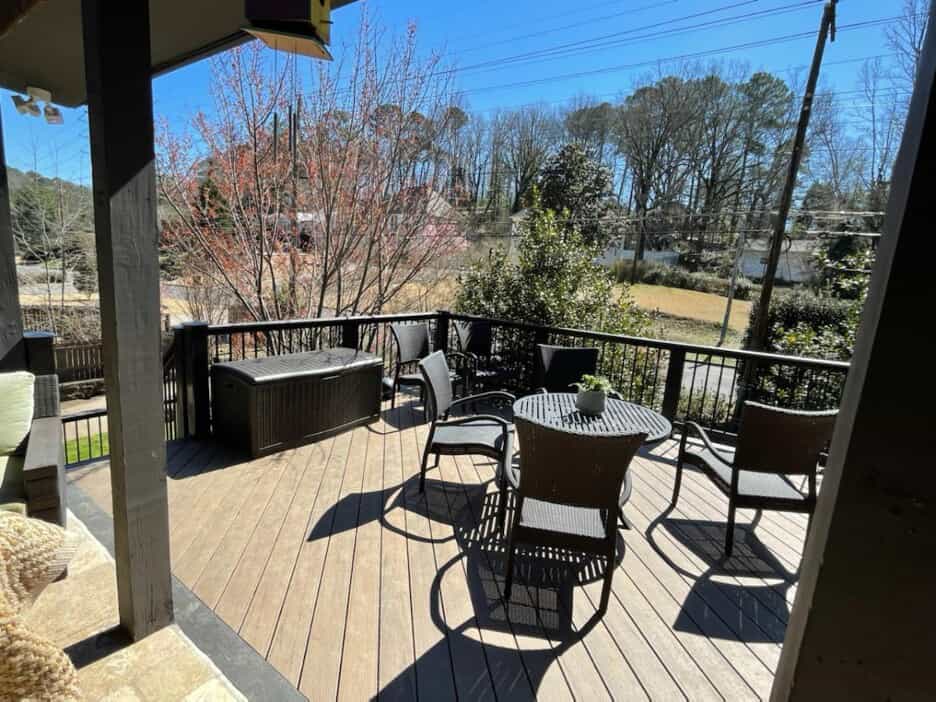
[[571, 374, 614, 394]]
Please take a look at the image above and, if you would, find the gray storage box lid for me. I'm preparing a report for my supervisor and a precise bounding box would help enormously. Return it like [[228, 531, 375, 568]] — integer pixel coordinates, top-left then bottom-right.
[[212, 348, 382, 384]]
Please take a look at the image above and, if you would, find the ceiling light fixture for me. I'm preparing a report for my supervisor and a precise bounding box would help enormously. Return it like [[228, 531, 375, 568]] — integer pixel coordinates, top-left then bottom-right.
[[10, 86, 63, 124], [243, 0, 333, 61]]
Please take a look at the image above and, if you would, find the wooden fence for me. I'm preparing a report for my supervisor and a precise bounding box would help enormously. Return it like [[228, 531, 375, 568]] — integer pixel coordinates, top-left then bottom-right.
[[54, 342, 104, 383]]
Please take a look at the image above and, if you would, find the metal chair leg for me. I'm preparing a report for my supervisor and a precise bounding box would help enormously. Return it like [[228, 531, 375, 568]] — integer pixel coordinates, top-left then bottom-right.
[[671, 458, 684, 507], [496, 461, 509, 536], [419, 446, 432, 493], [725, 500, 737, 557]]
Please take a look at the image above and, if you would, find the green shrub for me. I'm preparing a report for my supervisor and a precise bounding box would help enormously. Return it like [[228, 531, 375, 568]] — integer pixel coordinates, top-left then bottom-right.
[[745, 289, 855, 361], [611, 260, 753, 300], [456, 195, 648, 336]]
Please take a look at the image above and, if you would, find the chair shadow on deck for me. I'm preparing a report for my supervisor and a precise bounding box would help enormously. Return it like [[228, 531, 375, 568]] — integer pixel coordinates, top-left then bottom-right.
[[646, 505, 797, 644], [318, 462, 625, 700]]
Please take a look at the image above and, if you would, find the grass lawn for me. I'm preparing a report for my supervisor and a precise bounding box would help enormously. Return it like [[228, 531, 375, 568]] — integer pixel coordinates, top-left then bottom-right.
[[65, 432, 109, 464], [645, 313, 744, 348], [628, 283, 752, 331]]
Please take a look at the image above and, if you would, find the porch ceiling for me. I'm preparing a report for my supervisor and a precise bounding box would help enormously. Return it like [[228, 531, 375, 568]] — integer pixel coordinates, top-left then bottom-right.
[[0, 0, 357, 107]]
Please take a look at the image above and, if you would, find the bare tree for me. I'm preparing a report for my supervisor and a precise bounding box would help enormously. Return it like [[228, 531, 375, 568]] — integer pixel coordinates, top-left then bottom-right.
[[158, 16, 464, 323], [501, 105, 559, 213], [885, 0, 930, 96]]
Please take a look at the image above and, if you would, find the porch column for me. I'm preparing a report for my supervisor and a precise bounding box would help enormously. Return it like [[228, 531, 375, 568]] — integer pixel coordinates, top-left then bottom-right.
[[771, 5, 936, 699], [81, 0, 173, 638], [0, 109, 25, 370]]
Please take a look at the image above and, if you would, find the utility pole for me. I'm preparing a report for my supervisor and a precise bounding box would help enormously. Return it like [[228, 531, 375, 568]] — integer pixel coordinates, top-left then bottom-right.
[[748, 0, 837, 350]]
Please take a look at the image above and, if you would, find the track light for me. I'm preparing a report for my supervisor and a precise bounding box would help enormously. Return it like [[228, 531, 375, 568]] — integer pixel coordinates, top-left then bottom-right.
[[10, 86, 63, 124], [12, 94, 40, 117], [43, 104, 63, 125]]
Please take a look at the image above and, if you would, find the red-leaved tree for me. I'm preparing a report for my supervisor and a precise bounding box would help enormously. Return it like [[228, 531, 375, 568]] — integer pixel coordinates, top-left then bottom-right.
[[157, 13, 465, 323]]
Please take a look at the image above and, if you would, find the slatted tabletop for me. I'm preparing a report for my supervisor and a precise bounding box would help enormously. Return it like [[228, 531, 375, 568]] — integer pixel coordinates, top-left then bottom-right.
[[513, 393, 673, 443]]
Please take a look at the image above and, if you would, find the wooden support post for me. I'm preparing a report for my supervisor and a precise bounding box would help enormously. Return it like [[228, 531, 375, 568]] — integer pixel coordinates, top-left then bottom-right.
[[185, 322, 211, 439], [172, 326, 189, 439], [660, 348, 686, 421], [771, 5, 936, 699], [24, 331, 56, 375], [81, 0, 172, 639], [434, 310, 450, 354], [0, 109, 25, 371], [341, 319, 360, 350]]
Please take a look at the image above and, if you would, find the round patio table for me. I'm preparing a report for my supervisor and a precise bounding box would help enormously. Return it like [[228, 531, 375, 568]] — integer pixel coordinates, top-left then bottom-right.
[[512, 392, 673, 512]]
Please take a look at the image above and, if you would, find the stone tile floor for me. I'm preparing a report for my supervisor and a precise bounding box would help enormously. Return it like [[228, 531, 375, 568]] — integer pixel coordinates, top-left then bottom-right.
[[22, 513, 244, 702]]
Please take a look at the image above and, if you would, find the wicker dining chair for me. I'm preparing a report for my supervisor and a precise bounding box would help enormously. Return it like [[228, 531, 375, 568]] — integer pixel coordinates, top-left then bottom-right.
[[504, 416, 646, 614], [418, 351, 516, 533], [533, 344, 600, 393], [454, 320, 510, 393], [672, 401, 838, 557], [388, 322, 432, 410]]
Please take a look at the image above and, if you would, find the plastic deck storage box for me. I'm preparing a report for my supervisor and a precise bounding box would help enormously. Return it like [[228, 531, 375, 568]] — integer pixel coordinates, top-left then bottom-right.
[[211, 348, 383, 457]]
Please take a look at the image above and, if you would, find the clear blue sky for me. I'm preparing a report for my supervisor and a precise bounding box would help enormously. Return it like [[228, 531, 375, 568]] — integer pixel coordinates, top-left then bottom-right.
[[1, 0, 899, 184]]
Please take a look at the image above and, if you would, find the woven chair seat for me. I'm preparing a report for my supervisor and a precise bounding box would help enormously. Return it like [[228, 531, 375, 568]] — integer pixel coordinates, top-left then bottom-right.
[[432, 420, 508, 454], [684, 446, 809, 502], [519, 498, 606, 539]]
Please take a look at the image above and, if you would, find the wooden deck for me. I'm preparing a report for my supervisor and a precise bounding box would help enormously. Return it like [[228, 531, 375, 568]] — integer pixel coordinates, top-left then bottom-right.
[[68, 400, 807, 701]]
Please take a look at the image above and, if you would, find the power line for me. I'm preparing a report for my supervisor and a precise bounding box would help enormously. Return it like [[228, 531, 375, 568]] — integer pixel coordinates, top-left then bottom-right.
[[453, 0, 683, 55], [454, 0, 823, 76], [454, 16, 903, 97]]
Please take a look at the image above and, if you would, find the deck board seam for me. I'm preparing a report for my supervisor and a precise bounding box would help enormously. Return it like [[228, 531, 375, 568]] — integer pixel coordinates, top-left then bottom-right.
[[260, 435, 339, 658], [293, 429, 358, 690], [226, 441, 330, 633], [201, 446, 308, 610], [632, 470, 797, 621], [622, 498, 777, 685], [190, 447, 300, 595]]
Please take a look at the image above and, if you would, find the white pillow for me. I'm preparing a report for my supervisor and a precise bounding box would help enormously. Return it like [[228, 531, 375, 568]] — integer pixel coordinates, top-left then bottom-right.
[[0, 372, 35, 456]]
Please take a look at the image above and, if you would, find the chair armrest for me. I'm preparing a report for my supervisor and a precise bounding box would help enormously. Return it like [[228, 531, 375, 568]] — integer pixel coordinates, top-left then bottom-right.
[[445, 391, 516, 418], [23, 416, 66, 527], [682, 421, 734, 464], [437, 414, 511, 431], [33, 375, 61, 419], [609, 390, 623, 401]]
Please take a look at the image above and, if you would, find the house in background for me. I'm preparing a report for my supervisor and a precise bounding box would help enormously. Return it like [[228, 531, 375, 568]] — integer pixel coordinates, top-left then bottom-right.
[[741, 237, 819, 283]]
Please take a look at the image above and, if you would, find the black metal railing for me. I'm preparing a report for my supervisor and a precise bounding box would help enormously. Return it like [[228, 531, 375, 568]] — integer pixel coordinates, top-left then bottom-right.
[[159, 309, 849, 443], [62, 408, 109, 466]]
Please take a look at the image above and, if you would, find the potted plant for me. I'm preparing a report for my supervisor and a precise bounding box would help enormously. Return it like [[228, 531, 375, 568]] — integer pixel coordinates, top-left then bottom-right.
[[570, 374, 614, 416]]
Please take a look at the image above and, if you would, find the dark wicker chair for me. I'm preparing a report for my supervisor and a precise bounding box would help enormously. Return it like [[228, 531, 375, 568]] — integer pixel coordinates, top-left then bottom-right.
[[673, 401, 838, 557], [389, 322, 432, 410], [418, 351, 516, 532], [533, 344, 600, 393], [504, 415, 646, 614], [453, 320, 510, 393], [389, 322, 466, 412]]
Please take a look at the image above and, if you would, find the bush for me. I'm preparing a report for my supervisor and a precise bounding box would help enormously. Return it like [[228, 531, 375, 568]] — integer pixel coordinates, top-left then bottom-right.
[[745, 289, 857, 362], [17, 269, 65, 286], [456, 196, 648, 336], [611, 260, 754, 301]]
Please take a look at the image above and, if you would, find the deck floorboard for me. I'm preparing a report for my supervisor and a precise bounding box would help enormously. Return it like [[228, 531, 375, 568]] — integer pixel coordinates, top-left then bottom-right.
[[69, 399, 807, 701]]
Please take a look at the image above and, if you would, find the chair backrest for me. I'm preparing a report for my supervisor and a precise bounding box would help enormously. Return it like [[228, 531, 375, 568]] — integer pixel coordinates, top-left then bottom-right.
[[454, 320, 493, 357], [514, 416, 645, 510], [390, 323, 431, 366], [533, 344, 600, 392], [734, 402, 838, 476], [418, 351, 454, 421]]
